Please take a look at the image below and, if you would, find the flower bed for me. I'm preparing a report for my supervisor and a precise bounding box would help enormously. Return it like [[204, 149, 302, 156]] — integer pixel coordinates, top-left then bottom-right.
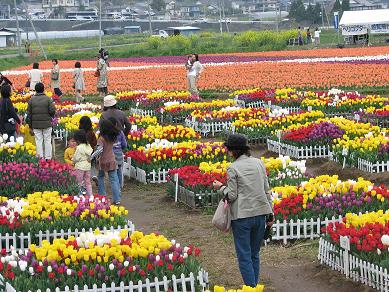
[[232, 88, 310, 108], [161, 100, 237, 124], [232, 110, 324, 143], [0, 230, 205, 292], [319, 209, 389, 291], [0, 138, 36, 163], [300, 88, 388, 114], [271, 175, 383, 222], [332, 134, 389, 172], [116, 90, 199, 110], [128, 114, 158, 129], [167, 156, 307, 209], [0, 160, 77, 197], [57, 111, 100, 132], [0, 192, 129, 241], [127, 125, 200, 150]]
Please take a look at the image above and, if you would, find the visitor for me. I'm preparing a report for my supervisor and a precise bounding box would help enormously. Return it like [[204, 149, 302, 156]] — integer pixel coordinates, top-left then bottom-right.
[[64, 136, 77, 165], [50, 59, 62, 98], [95, 119, 121, 205], [186, 54, 203, 96], [72, 129, 93, 197], [96, 53, 108, 98], [108, 117, 128, 189], [0, 84, 21, 142], [213, 134, 274, 288], [314, 28, 321, 47], [26, 82, 56, 160], [306, 28, 312, 44], [298, 27, 303, 45], [79, 116, 98, 185], [73, 61, 85, 102], [27, 62, 43, 91], [100, 95, 131, 136], [0, 72, 14, 89]]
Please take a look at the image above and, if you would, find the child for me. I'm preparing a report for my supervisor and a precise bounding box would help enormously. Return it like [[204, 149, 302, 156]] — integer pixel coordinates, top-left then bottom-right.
[[96, 119, 121, 205], [64, 136, 77, 165], [72, 130, 93, 196], [108, 117, 128, 189], [79, 116, 98, 185]]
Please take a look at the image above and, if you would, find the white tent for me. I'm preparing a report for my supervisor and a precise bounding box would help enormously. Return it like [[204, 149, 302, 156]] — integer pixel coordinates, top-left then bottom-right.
[[339, 9, 389, 35]]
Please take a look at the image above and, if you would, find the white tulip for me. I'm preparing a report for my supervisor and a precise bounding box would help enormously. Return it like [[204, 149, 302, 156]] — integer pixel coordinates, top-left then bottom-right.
[[377, 248, 382, 255], [29, 267, 34, 275], [109, 264, 115, 271], [67, 269, 72, 276], [124, 261, 129, 267], [47, 266, 52, 273], [155, 255, 160, 262], [381, 235, 389, 245]]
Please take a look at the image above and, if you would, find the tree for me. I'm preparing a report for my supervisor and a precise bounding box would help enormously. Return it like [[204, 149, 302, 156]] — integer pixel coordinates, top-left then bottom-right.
[[313, 3, 322, 25], [305, 3, 314, 24], [289, 0, 306, 22], [151, 0, 165, 12], [332, 0, 342, 13]]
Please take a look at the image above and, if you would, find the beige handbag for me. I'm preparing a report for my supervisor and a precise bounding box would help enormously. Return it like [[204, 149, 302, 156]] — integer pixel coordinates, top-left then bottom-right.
[[212, 199, 231, 232]]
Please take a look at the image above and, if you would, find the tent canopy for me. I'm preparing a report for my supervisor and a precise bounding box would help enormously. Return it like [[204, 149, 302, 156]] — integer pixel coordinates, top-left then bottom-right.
[[340, 9, 389, 26]]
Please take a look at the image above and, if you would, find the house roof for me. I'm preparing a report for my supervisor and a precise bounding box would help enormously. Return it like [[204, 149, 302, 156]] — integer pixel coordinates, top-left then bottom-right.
[[0, 31, 16, 36], [0, 27, 24, 33], [340, 9, 389, 25]]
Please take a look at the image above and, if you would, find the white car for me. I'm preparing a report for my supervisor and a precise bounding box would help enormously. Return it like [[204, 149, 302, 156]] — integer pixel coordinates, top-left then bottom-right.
[[151, 30, 169, 38], [194, 18, 208, 23]]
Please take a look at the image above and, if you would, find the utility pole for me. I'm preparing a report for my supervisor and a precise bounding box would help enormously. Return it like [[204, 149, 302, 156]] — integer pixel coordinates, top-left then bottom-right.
[[218, 0, 223, 33], [99, 0, 102, 49], [321, 3, 325, 28], [148, 0, 152, 35], [13, 0, 22, 56], [22, 0, 47, 59]]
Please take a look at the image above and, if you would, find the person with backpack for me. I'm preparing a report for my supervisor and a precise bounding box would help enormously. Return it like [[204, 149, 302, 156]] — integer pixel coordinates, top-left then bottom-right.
[[0, 84, 20, 142], [72, 130, 93, 196]]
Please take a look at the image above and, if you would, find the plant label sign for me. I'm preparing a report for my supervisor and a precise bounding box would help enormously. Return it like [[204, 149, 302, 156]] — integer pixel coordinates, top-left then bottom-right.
[[340, 235, 350, 251]]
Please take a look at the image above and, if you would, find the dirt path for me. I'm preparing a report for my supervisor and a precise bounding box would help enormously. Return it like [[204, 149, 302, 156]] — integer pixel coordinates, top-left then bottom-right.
[[119, 181, 375, 292]]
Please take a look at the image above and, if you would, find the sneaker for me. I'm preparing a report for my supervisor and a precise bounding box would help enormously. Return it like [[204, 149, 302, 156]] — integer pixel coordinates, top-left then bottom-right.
[[114, 201, 121, 206]]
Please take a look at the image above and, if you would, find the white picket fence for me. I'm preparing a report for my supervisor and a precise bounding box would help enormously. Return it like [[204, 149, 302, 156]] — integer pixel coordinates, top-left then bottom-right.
[[0, 220, 135, 253], [2, 270, 209, 292], [172, 184, 223, 209], [129, 108, 156, 117], [185, 118, 232, 136], [53, 128, 67, 141], [318, 238, 389, 291], [236, 100, 264, 108], [267, 139, 332, 159], [271, 216, 343, 244], [123, 158, 169, 184], [357, 158, 389, 173]]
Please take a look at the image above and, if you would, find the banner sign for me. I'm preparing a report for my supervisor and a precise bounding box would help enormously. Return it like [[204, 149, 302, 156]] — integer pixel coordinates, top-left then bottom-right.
[[341, 25, 368, 35], [370, 23, 389, 34], [334, 12, 339, 30]]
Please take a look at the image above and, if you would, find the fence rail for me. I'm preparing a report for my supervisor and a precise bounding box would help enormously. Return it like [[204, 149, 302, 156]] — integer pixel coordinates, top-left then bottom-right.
[[267, 139, 332, 159], [318, 238, 389, 291], [357, 158, 389, 173], [0, 221, 135, 253], [185, 118, 232, 136], [2, 270, 209, 292]]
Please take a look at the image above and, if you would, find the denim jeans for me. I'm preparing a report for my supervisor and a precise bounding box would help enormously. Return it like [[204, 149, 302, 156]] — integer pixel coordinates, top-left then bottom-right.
[[97, 169, 121, 203], [231, 215, 266, 287], [117, 164, 123, 188]]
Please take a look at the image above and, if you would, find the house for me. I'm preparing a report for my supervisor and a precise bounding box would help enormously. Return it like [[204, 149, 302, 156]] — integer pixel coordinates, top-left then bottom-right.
[[124, 26, 142, 34], [42, 0, 90, 9], [180, 4, 202, 17], [349, 0, 382, 10], [0, 31, 17, 48], [0, 5, 11, 20]]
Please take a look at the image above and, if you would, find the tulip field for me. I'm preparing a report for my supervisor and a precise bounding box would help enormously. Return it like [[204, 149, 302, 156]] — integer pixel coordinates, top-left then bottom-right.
[[1, 45, 389, 292]]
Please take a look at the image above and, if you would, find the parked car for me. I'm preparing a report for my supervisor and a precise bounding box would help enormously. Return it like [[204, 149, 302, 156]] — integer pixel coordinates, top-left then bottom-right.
[[194, 18, 208, 23]]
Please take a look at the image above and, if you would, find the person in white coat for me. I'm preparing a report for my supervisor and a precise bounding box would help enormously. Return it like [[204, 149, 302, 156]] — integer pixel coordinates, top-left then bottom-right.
[[186, 54, 203, 96], [28, 62, 43, 91]]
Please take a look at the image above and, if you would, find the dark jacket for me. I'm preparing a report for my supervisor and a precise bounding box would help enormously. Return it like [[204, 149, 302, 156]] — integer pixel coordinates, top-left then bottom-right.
[[100, 108, 131, 136], [26, 93, 56, 129], [0, 97, 20, 134], [0, 76, 13, 87]]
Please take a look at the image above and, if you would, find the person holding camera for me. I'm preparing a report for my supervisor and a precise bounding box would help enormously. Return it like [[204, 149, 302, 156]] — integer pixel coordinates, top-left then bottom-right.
[[213, 134, 274, 288], [0, 84, 21, 142]]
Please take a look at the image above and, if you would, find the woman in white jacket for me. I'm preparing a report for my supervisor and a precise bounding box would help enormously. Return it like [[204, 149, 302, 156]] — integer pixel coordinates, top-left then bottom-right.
[[186, 54, 203, 96]]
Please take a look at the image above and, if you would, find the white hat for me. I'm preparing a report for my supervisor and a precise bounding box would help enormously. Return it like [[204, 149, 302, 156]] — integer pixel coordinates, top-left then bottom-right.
[[103, 95, 117, 107]]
